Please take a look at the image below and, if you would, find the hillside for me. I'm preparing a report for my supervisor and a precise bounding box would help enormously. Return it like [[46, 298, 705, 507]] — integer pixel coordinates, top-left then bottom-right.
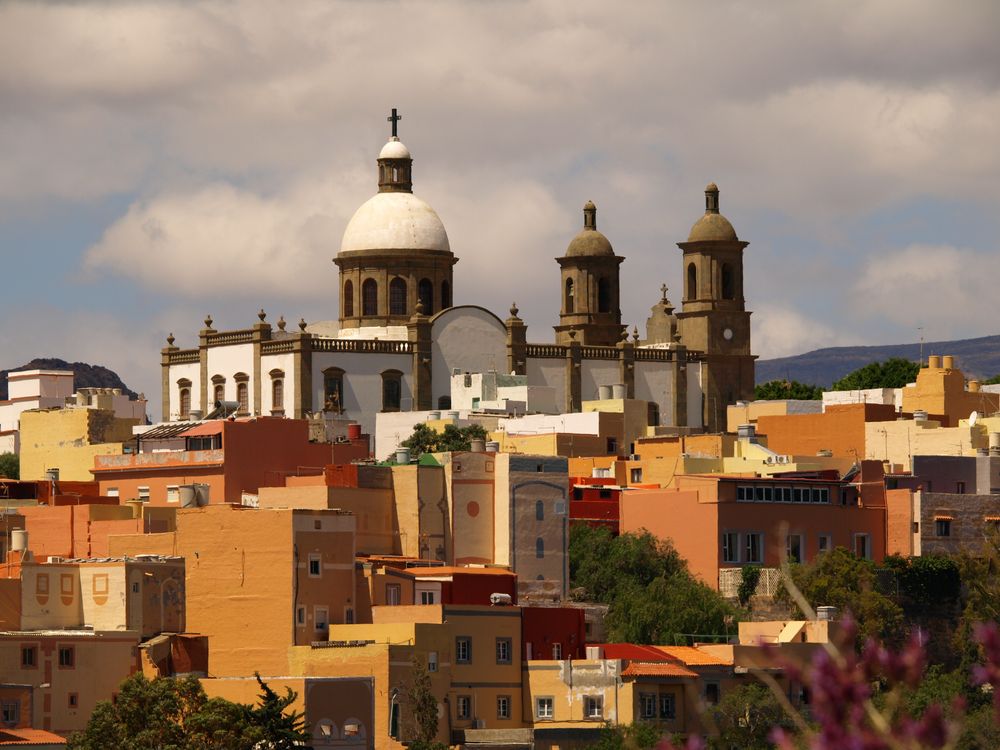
[[0, 358, 139, 402], [756, 334, 1000, 388]]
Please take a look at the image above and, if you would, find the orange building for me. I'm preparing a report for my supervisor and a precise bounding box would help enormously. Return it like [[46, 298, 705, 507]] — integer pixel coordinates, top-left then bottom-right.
[[621, 473, 887, 591], [108, 504, 357, 677], [755, 403, 898, 459], [93, 417, 333, 505], [19, 501, 174, 560]]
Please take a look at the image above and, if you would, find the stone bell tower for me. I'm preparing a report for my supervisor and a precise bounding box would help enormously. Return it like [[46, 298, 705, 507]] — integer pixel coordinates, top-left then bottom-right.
[[676, 183, 755, 432], [554, 201, 625, 346]]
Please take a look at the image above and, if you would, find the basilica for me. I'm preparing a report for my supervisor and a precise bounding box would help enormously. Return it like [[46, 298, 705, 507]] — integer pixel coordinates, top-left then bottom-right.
[[161, 115, 755, 436]]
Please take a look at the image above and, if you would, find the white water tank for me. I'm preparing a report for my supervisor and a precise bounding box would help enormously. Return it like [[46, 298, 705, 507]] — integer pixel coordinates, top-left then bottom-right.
[[11, 530, 28, 552], [179, 485, 198, 508], [598, 385, 612, 400], [611, 384, 626, 400], [396, 447, 411, 465]]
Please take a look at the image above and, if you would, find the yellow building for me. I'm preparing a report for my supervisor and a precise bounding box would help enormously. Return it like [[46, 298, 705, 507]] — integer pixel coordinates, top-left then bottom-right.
[[901, 355, 999, 426], [18, 406, 139, 482], [865, 417, 980, 472]]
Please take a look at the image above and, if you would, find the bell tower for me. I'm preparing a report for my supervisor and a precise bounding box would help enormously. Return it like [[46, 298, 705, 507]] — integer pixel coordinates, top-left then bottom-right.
[[554, 201, 625, 346], [676, 183, 755, 432]]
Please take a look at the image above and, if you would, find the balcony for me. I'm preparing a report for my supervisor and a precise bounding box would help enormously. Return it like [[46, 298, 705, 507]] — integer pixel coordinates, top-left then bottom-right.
[[718, 567, 783, 599]]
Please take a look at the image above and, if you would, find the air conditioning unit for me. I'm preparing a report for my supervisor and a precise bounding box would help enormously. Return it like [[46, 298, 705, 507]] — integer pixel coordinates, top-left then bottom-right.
[[765, 456, 775, 465]]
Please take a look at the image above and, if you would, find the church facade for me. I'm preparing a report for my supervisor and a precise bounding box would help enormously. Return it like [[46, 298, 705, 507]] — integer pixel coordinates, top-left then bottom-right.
[[161, 118, 754, 435]]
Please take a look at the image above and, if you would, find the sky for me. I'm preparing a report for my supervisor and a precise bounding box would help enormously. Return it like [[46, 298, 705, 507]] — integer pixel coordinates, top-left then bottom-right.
[[1, 0, 999, 412]]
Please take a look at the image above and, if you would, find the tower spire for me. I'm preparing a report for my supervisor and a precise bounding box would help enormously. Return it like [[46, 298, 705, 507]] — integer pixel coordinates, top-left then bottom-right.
[[387, 108, 402, 139]]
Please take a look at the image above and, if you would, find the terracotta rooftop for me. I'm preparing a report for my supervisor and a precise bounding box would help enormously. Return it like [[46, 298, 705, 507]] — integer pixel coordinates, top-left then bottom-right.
[[621, 661, 698, 678], [653, 645, 730, 666], [0, 727, 69, 744], [405, 566, 516, 577]]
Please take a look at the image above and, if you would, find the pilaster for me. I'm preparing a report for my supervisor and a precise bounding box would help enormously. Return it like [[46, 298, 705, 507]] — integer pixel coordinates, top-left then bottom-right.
[[408, 306, 433, 411], [565, 335, 582, 413], [505, 303, 527, 376], [199, 316, 215, 415]]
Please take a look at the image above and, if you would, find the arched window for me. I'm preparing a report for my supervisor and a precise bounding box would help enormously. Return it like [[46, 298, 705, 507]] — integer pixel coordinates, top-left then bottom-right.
[[211, 375, 226, 407], [234, 373, 249, 415], [177, 379, 192, 420], [343, 280, 354, 317], [418, 278, 433, 314], [535, 500, 544, 521], [535, 537, 545, 559], [381, 370, 402, 412], [721, 263, 735, 300], [648, 402, 660, 427], [362, 279, 378, 316], [597, 277, 611, 313], [687, 262, 697, 300], [323, 368, 344, 413], [565, 278, 575, 314], [389, 278, 407, 315], [270, 369, 285, 415], [441, 280, 451, 309]]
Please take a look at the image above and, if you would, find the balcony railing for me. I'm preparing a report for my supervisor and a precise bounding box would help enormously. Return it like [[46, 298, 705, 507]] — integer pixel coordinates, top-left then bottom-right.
[[718, 567, 784, 599]]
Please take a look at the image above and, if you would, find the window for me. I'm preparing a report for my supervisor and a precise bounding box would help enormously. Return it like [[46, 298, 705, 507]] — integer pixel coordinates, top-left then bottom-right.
[[381, 370, 402, 412], [236, 381, 249, 414], [420, 590, 436, 605], [686, 262, 697, 300], [58, 646, 75, 668], [362, 278, 378, 316], [343, 280, 354, 317], [536, 500, 544, 521], [21, 645, 37, 668], [552, 643, 562, 659], [345, 607, 354, 624], [597, 277, 611, 313], [457, 695, 471, 719], [936, 519, 952, 537], [496, 637, 512, 665], [497, 695, 511, 720], [786, 534, 804, 564], [131, 582, 140, 594], [271, 377, 284, 415], [308, 554, 321, 578], [138, 486, 150, 502], [68, 693, 78, 708], [659, 693, 676, 719], [1, 700, 19, 725], [389, 277, 407, 315], [166, 485, 179, 503], [535, 537, 545, 559], [213, 383, 225, 405], [745, 532, 764, 564], [323, 368, 344, 413], [37, 574, 48, 595], [179, 387, 191, 420], [585, 696, 603, 719], [428, 651, 438, 673], [385, 583, 401, 605], [314, 607, 329, 632], [106, 487, 119, 498], [418, 278, 433, 314], [296, 607, 305, 627], [956, 481, 966, 494], [705, 682, 720, 705], [536, 697, 554, 719], [640, 693, 656, 719], [565, 278, 575, 314], [818, 534, 832, 554], [854, 533, 871, 560], [721, 263, 735, 300], [631, 467, 643, 483], [441, 280, 451, 309], [722, 532, 739, 563], [456, 636, 472, 664], [607, 437, 617, 454]]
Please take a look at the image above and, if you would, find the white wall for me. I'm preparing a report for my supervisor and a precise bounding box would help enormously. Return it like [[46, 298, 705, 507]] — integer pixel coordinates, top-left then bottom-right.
[[260, 351, 295, 415], [206, 343, 255, 407], [634, 361, 673, 426], [498, 411, 602, 436], [431, 307, 508, 407], [580, 362, 619, 402], [312, 350, 412, 437], [687, 361, 704, 429], [525, 359, 566, 411], [167, 361, 201, 421], [822, 388, 899, 411], [375, 410, 475, 460]]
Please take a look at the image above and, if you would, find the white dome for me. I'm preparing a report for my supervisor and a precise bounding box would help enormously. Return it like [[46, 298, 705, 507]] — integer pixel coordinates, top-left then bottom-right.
[[379, 138, 411, 160], [340, 191, 451, 254]]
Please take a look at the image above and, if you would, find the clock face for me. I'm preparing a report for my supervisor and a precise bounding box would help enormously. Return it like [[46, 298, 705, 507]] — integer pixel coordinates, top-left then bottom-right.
[[723, 328, 734, 341]]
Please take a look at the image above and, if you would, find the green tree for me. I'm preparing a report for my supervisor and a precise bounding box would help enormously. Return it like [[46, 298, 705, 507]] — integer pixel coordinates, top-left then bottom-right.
[[0, 452, 18, 479], [245, 672, 309, 749], [706, 683, 794, 750], [754, 380, 823, 400], [591, 722, 663, 750], [831, 357, 921, 391], [400, 423, 489, 458], [570, 525, 742, 644], [982, 374, 1000, 385], [778, 547, 905, 646], [403, 656, 445, 750], [737, 565, 761, 608]]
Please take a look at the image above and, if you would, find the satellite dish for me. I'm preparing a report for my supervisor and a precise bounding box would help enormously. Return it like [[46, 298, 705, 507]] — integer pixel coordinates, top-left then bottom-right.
[[970, 411, 979, 427]]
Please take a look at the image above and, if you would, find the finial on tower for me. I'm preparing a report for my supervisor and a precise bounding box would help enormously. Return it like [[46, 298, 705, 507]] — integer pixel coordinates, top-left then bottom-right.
[[204, 314, 214, 329], [298, 317, 307, 332], [583, 200, 597, 230], [705, 182, 720, 214], [258, 308, 266, 322], [387, 108, 402, 139], [166, 332, 175, 346], [660, 283, 669, 301], [277, 316, 286, 331]]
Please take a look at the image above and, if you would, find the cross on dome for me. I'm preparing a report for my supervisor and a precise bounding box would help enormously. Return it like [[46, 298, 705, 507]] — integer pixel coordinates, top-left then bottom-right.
[[387, 108, 402, 138]]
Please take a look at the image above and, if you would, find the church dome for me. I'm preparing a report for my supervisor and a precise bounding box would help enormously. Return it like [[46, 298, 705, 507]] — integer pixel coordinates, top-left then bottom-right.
[[565, 200, 615, 257], [340, 191, 450, 254], [379, 138, 411, 160], [687, 182, 738, 242]]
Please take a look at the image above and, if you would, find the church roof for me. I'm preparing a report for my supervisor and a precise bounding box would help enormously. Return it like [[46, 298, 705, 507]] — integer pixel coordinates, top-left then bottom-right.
[[687, 182, 739, 242], [339, 191, 451, 255], [379, 137, 411, 160], [565, 200, 615, 257]]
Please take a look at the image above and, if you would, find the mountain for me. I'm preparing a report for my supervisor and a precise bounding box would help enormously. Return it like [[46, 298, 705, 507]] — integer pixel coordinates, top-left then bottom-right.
[[0, 358, 140, 402], [756, 334, 1000, 388]]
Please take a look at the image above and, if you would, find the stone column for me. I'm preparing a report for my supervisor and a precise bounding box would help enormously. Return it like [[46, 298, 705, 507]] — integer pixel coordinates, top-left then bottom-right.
[[619, 334, 636, 399], [408, 306, 433, 411], [199, 316, 216, 416], [252, 312, 271, 416], [565, 335, 582, 413], [505, 303, 527, 376], [293, 322, 312, 418], [161, 337, 178, 422], [671, 340, 689, 427]]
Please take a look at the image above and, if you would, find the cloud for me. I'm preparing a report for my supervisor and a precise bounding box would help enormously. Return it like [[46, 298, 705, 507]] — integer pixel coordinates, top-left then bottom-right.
[[851, 244, 1000, 339], [752, 304, 856, 360]]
